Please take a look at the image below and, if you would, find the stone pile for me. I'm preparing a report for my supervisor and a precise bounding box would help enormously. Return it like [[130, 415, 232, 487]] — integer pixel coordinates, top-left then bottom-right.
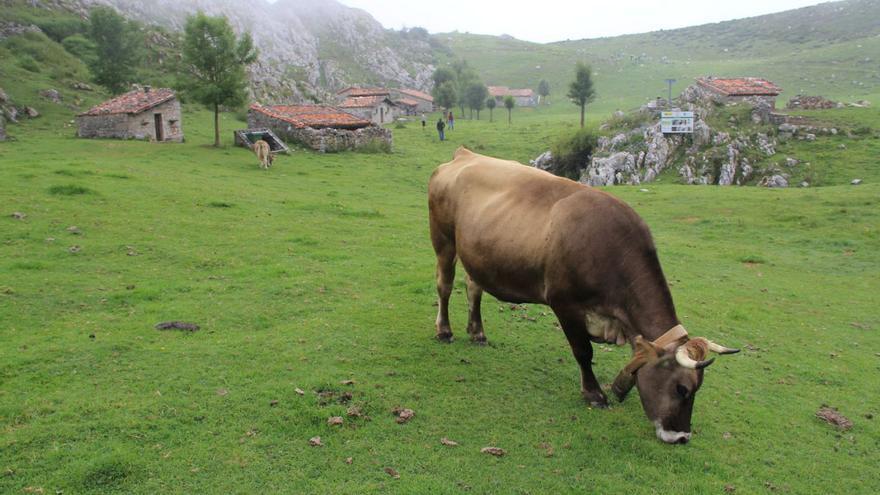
[[786, 95, 841, 110]]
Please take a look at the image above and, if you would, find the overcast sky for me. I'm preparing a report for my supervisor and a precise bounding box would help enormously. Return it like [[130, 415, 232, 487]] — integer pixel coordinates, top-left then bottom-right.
[[327, 0, 825, 43]]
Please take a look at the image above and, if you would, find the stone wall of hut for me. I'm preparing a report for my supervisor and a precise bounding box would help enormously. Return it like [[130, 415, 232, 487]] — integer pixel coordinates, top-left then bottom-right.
[[76, 99, 183, 141], [248, 110, 392, 152]]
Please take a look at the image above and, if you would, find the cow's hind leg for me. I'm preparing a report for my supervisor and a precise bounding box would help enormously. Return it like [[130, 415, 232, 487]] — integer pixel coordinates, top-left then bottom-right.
[[553, 305, 608, 408], [433, 242, 456, 342], [465, 273, 486, 344]]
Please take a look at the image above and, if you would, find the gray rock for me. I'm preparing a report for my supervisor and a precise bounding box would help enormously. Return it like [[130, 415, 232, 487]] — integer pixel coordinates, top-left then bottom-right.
[[529, 150, 553, 171], [785, 157, 799, 167], [692, 119, 711, 146], [712, 131, 730, 145], [609, 133, 627, 151], [851, 179, 862, 185], [756, 133, 775, 156], [581, 152, 639, 186], [838, 144, 847, 149], [72, 82, 93, 91], [778, 123, 797, 134], [800, 181, 810, 188], [764, 175, 789, 188], [24, 107, 39, 118], [39, 89, 62, 104], [613, 110, 625, 119], [804, 133, 816, 141]]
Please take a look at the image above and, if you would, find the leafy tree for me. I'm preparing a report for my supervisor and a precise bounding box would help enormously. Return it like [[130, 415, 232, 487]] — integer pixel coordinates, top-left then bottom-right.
[[567, 62, 596, 128], [465, 81, 488, 119], [431, 67, 455, 91], [179, 13, 258, 147], [504, 95, 515, 125], [451, 59, 478, 117], [88, 6, 142, 94], [434, 81, 457, 111], [486, 97, 496, 122], [538, 79, 550, 105]]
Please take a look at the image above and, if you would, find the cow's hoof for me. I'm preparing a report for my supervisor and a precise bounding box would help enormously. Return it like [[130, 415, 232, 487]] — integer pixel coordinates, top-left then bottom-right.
[[436, 332, 454, 343], [583, 390, 609, 408], [469, 334, 487, 345]]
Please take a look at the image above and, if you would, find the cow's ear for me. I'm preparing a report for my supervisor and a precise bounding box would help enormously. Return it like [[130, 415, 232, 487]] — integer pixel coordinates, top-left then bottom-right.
[[633, 336, 662, 360]]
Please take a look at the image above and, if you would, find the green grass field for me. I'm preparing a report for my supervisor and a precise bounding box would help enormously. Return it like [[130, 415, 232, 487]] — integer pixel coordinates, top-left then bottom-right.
[[2, 104, 879, 494]]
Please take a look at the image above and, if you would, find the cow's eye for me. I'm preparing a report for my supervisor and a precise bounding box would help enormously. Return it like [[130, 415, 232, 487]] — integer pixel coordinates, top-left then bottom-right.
[[676, 384, 690, 399]]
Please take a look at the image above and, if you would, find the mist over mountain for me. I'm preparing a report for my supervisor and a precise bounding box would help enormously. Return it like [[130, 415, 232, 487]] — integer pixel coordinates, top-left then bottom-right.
[[62, 0, 437, 102]]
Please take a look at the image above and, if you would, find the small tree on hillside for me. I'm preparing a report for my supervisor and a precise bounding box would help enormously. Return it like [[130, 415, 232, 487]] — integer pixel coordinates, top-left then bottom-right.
[[88, 6, 142, 94], [504, 95, 515, 125], [179, 13, 257, 147], [486, 97, 496, 122], [434, 81, 457, 112], [567, 62, 596, 128], [465, 81, 488, 120], [431, 67, 455, 94], [538, 79, 550, 105]]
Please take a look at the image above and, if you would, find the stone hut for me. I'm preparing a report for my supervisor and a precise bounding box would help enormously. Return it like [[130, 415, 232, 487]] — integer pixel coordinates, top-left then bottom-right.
[[76, 87, 183, 141], [694, 77, 781, 108], [247, 104, 392, 153], [394, 98, 420, 116], [338, 95, 398, 125], [392, 88, 434, 113], [488, 86, 537, 107]]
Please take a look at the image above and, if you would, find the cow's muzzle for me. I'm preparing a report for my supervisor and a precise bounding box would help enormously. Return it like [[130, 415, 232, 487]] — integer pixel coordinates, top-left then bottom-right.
[[654, 422, 691, 444]]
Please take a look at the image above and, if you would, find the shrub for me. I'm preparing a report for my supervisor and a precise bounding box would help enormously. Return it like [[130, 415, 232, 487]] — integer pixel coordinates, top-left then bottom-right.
[[356, 138, 392, 154], [62, 34, 97, 66], [549, 128, 598, 179], [17, 54, 40, 72]]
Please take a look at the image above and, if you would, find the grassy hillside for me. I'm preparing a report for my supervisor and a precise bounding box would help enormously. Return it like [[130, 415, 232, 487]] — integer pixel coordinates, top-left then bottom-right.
[[434, 0, 880, 113], [2, 103, 879, 493]]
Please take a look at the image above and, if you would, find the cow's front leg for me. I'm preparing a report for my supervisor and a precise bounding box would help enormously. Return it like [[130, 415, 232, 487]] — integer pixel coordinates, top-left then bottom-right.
[[465, 273, 486, 344], [553, 305, 608, 408]]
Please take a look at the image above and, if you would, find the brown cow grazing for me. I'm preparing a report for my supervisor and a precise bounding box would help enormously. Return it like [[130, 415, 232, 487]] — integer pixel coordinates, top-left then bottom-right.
[[254, 139, 273, 169], [428, 147, 739, 444]]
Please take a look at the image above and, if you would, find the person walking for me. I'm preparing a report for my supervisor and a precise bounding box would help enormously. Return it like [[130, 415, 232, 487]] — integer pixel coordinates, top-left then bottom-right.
[[421, 113, 426, 131], [447, 111, 455, 130], [436, 117, 446, 141]]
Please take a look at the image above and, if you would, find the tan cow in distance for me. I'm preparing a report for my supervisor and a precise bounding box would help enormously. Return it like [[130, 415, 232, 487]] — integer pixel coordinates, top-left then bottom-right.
[[428, 147, 738, 444], [253, 139, 273, 169]]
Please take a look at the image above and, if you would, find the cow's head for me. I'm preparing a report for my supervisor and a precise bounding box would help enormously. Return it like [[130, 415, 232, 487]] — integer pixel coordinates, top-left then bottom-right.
[[612, 331, 738, 444]]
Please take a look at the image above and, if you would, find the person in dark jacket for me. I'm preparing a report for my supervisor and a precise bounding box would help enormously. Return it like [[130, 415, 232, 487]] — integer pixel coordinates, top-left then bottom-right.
[[436, 118, 446, 141], [447, 111, 455, 130]]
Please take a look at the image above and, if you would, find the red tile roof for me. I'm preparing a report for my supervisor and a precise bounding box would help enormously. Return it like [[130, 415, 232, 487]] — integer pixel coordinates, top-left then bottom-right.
[[250, 104, 370, 129], [488, 86, 534, 98], [336, 87, 390, 97], [339, 96, 395, 109], [696, 77, 781, 96], [395, 97, 420, 107], [398, 88, 433, 102], [80, 88, 176, 116]]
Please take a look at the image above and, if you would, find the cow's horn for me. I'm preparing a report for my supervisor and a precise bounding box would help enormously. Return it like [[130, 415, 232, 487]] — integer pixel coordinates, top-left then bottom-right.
[[675, 339, 716, 369], [707, 341, 740, 355]]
